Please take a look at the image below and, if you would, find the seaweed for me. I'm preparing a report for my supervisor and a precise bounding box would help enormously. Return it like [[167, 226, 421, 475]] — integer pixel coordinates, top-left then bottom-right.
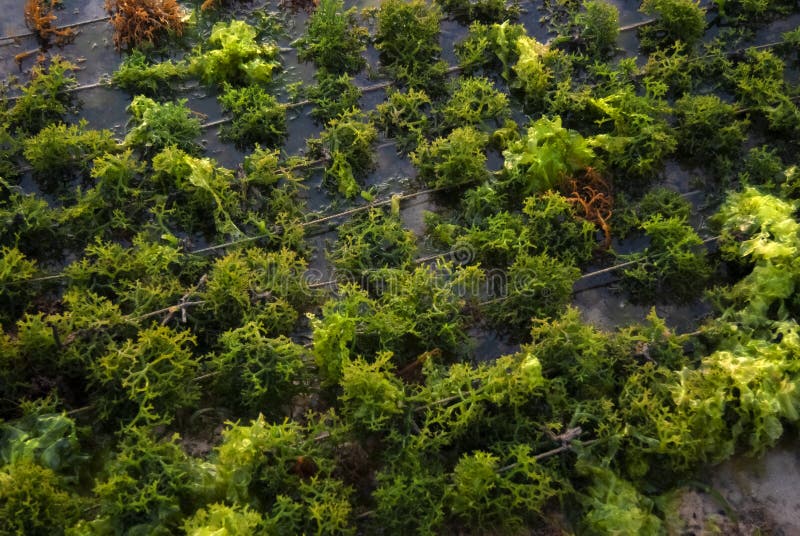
[[340, 351, 405, 432], [295, 0, 368, 75], [310, 108, 377, 198], [198, 247, 311, 336], [620, 215, 712, 304], [484, 252, 579, 335], [441, 76, 510, 131], [639, 0, 706, 51], [449, 189, 598, 266], [714, 0, 796, 25], [674, 93, 749, 174], [218, 85, 287, 149], [511, 34, 557, 109], [0, 124, 23, 182], [91, 428, 200, 532], [124, 96, 202, 156], [455, 21, 527, 76], [210, 324, 309, 417], [24, 0, 75, 47], [573, 0, 619, 57], [111, 50, 190, 97], [105, 0, 185, 50], [0, 185, 60, 258], [564, 168, 613, 250], [0, 461, 87, 535], [501, 116, 595, 196], [375, 0, 448, 91], [579, 464, 662, 534], [311, 264, 477, 379], [728, 49, 800, 139], [446, 447, 558, 533], [6, 56, 77, 135], [613, 186, 691, 238], [307, 72, 362, 125], [412, 126, 489, 188], [184, 504, 264, 535], [150, 149, 248, 238], [435, 0, 519, 24], [190, 19, 280, 87], [0, 246, 39, 325], [375, 88, 432, 151], [589, 86, 676, 189], [4, 0, 800, 533], [23, 121, 118, 190], [329, 208, 417, 278], [90, 324, 199, 427]]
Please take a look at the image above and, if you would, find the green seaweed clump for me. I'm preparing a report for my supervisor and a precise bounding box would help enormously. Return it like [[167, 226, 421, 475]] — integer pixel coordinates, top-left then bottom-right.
[[501, 116, 595, 196], [295, 0, 368, 75], [329, 208, 417, 277], [0, 460, 86, 536], [90, 324, 199, 427], [198, 247, 311, 336], [23, 121, 118, 188], [111, 50, 189, 97], [184, 503, 264, 535], [621, 215, 711, 303], [0, 246, 38, 325], [442, 76, 510, 131], [210, 323, 309, 417], [511, 34, 556, 108], [375, 0, 447, 90], [412, 126, 489, 188], [90, 428, 200, 533], [311, 109, 377, 198], [311, 264, 477, 380], [485, 252, 579, 335], [639, 0, 706, 51], [5, 57, 77, 135], [729, 49, 800, 139], [574, 0, 620, 57], [579, 464, 662, 534], [0, 411, 84, 474], [124, 96, 202, 156], [191, 20, 280, 87], [307, 72, 362, 125], [218, 85, 287, 149], [435, 0, 518, 24], [455, 21, 527, 76], [0, 184, 60, 258], [375, 88, 432, 151], [590, 87, 676, 188], [674, 93, 749, 174], [0, 125, 21, 181]]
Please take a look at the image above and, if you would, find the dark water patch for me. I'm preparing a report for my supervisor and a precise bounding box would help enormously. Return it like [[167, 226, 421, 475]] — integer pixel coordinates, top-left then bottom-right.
[[366, 139, 416, 186], [284, 107, 319, 155], [399, 190, 434, 238], [573, 284, 712, 334], [470, 326, 520, 363], [68, 86, 130, 136]]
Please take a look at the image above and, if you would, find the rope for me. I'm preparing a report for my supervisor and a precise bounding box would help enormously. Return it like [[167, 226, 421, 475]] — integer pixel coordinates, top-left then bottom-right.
[[0, 15, 112, 45], [619, 19, 656, 32], [188, 184, 446, 254]]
